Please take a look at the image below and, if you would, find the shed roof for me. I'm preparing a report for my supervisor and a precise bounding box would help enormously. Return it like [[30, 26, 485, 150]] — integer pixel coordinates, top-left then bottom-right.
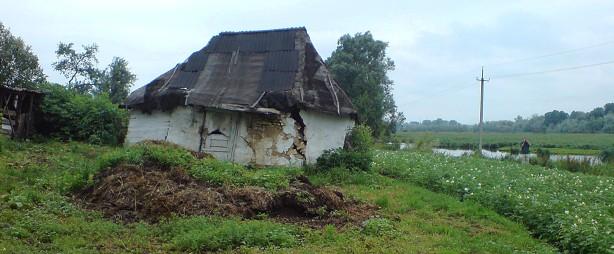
[[125, 27, 355, 116]]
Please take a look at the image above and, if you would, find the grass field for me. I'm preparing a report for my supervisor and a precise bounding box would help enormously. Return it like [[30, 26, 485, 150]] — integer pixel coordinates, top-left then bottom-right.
[[0, 137, 556, 253], [395, 131, 614, 154]]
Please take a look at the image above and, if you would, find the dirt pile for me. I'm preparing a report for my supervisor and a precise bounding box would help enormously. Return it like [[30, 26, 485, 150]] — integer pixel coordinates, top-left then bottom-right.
[[76, 165, 376, 227]]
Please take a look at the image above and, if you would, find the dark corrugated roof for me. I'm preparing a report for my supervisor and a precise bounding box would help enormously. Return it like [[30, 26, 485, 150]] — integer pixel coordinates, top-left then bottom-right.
[[125, 28, 355, 116], [208, 31, 296, 52]]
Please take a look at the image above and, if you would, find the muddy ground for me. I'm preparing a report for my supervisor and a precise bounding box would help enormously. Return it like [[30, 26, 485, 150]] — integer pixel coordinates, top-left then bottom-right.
[[75, 163, 377, 228]]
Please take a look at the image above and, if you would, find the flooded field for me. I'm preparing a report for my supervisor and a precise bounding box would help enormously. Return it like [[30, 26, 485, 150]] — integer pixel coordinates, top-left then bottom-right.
[[398, 143, 602, 165], [431, 148, 603, 165]]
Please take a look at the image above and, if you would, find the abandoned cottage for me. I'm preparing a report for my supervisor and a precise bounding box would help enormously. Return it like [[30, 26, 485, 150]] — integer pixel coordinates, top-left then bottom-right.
[[124, 28, 356, 166]]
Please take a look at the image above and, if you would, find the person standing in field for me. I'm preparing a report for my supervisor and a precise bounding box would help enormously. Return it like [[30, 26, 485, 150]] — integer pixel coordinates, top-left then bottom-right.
[[520, 137, 531, 154]]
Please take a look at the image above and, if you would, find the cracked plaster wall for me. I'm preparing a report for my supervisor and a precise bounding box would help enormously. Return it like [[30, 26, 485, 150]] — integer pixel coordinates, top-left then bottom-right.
[[126, 107, 352, 166]]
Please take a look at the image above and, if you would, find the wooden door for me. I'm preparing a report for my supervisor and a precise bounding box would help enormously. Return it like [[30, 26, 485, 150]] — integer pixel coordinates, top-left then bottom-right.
[[202, 110, 238, 161]]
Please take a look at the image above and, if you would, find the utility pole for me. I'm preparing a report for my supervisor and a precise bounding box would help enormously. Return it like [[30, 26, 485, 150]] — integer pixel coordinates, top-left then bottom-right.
[[476, 67, 489, 156]]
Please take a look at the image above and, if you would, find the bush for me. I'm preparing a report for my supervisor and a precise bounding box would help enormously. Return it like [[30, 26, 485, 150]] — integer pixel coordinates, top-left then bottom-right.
[[361, 218, 395, 236], [316, 148, 372, 171], [530, 148, 552, 167], [36, 83, 128, 145], [316, 125, 374, 171], [554, 157, 593, 173], [599, 147, 614, 163], [413, 133, 439, 152], [345, 124, 373, 152]]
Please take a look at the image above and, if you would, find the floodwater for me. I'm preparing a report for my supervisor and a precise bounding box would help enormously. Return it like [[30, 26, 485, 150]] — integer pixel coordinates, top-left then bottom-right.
[[396, 143, 602, 165]]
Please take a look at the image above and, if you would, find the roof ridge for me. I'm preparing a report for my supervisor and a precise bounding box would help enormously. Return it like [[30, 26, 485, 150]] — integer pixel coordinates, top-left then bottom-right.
[[218, 27, 306, 36]]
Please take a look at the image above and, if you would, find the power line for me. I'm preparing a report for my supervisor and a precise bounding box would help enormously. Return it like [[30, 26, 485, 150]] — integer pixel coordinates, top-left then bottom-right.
[[486, 39, 614, 67], [398, 39, 614, 106], [396, 83, 473, 106], [492, 59, 614, 79]]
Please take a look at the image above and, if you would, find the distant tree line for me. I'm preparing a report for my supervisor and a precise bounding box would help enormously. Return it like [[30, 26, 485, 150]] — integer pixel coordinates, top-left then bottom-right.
[[402, 103, 614, 134]]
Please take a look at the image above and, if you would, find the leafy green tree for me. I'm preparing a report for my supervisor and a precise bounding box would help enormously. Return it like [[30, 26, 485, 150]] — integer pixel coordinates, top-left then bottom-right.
[[326, 31, 401, 136], [0, 22, 46, 89], [602, 113, 614, 133], [544, 110, 569, 127], [53, 43, 136, 103], [95, 57, 136, 104], [52, 42, 99, 94], [569, 111, 587, 120], [589, 107, 605, 118], [604, 103, 614, 115]]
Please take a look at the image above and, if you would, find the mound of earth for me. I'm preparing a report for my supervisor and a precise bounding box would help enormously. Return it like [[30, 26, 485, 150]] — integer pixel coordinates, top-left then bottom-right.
[[75, 164, 376, 227]]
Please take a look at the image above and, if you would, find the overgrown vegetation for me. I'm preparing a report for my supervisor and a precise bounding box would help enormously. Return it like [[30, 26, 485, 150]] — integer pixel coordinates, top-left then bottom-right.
[[190, 159, 302, 190], [600, 147, 614, 163], [0, 136, 556, 253], [35, 83, 128, 145], [316, 125, 374, 171], [96, 142, 302, 190], [374, 150, 614, 253]]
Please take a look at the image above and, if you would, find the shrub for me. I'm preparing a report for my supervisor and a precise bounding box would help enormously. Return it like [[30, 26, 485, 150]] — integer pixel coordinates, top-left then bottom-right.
[[36, 83, 128, 145], [316, 148, 372, 171], [361, 218, 395, 236], [530, 148, 552, 167], [414, 133, 439, 152], [345, 124, 373, 152], [554, 157, 593, 173], [599, 147, 614, 163], [316, 125, 374, 171]]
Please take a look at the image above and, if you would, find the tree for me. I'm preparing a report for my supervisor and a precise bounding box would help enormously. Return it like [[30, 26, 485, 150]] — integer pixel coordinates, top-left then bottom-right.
[[52, 42, 99, 94], [95, 57, 136, 104], [544, 110, 569, 127], [604, 103, 614, 115], [52, 43, 136, 103], [0, 22, 46, 89], [326, 31, 401, 136], [589, 107, 605, 119], [569, 111, 587, 120], [602, 113, 614, 133]]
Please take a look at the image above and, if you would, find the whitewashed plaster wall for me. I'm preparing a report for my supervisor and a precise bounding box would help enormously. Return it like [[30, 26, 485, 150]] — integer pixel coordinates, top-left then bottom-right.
[[126, 107, 353, 166], [300, 110, 355, 164], [125, 110, 171, 144]]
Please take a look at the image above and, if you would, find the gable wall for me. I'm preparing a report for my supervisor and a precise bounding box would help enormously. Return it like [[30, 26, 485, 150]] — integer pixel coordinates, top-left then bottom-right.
[[300, 110, 355, 164]]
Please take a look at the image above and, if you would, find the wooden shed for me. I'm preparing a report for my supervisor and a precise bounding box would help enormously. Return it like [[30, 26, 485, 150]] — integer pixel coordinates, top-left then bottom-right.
[[0, 86, 43, 138]]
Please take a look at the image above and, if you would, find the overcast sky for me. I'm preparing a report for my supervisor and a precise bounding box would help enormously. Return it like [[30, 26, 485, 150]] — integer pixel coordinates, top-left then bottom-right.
[[2, 0, 613, 123]]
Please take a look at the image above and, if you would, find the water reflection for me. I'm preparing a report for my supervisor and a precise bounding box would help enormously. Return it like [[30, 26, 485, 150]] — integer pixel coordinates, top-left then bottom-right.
[[397, 143, 602, 165]]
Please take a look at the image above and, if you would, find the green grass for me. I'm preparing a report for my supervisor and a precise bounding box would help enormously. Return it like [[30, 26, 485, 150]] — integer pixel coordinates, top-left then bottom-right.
[[374, 150, 614, 253], [395, 131, 614, 153], [0, 136, 557, 253]]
